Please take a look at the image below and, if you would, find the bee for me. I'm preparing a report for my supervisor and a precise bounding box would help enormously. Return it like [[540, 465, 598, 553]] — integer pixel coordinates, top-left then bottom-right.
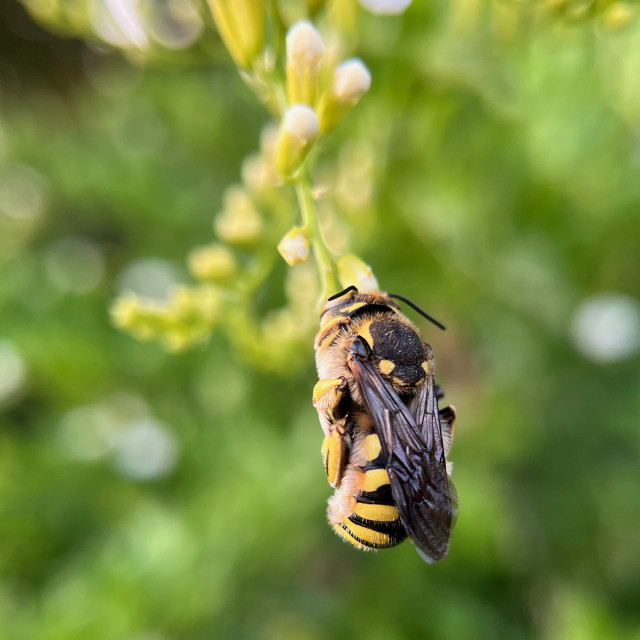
[[313, 285, 456, 563]]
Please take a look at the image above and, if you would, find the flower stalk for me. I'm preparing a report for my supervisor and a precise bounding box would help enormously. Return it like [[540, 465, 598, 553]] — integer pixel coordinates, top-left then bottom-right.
[[113, 3, 379, 359], [295, 170, 340, 301]]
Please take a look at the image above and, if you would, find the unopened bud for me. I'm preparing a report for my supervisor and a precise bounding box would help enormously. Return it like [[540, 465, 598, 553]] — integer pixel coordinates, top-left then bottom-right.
[[110, 294, 167, 341], [358, 0, 412, 15], [278, 227, 311, 266], [286, 21, 324, 105], [112, 285, 221, 352], [162, 286, 222, 352], [333, 59, 372, 103], [111, 293, 143, 331], [318, 59, 371, 132], [173, 285, 222, 325], [207, 0, 265, 68], [214, 185, 263, 245], [242, 153, 276, 196], [337, 254, 379, 292], [275, 106, 320, 177], [188, 244, 237, 284]]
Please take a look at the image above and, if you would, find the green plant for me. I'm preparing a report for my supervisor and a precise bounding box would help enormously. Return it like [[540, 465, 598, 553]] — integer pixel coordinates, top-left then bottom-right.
[[109, 0, 389, 368]]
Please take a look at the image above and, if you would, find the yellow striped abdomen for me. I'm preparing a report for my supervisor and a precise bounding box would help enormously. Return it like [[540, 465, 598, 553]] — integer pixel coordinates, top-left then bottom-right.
[[327, 433, 407, 550]]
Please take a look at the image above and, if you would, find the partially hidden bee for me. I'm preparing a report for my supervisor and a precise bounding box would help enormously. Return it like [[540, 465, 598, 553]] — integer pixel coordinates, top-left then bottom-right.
[[313, 285, 457, 563]]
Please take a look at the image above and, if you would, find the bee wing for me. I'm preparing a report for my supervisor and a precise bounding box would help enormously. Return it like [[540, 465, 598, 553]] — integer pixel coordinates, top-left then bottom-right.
[[348, 354, 456, 563]]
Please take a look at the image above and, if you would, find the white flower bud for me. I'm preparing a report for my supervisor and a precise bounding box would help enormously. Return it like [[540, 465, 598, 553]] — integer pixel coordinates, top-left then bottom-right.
[[286, 21, 325, 105], [358, 0, 412, 15], [317, 59, 371, 132], [275, 105, 320, 177], [278, 227, 311, 266], [287, 21, 324, 72], [337, 254, 379, 292], [283, 105, 320, 142], [333, 59, 372, 104]]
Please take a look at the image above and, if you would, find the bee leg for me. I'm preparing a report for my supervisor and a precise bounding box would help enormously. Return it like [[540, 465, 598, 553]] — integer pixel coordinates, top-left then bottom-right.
[[439, 405, 456, 459], [313, 377, 350, 488], [321, 422, 350, 488], [435, 384, 444, 400], [312, 377, 348, 424]]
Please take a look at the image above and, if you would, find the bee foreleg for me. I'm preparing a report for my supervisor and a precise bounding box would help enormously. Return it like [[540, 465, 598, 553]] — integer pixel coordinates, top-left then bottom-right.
[[312, 377, 348, 424]]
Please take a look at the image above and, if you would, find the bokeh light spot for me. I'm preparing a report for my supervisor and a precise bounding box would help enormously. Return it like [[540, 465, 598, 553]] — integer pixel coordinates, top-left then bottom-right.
[[117, 258, 178, 301], [112, 418, 179, 481], [0, 339, 27, 404], [44, 237, 106, 294], [148, 0, 203, 50], [571, 293, 640, 362], [58, 393, 151, 462], [93, 0, 150, 50], [0, 163, 48, 221]]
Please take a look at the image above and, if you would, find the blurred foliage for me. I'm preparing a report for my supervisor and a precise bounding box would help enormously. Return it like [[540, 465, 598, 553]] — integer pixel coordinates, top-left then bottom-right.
[[1, 0, 639, 639]]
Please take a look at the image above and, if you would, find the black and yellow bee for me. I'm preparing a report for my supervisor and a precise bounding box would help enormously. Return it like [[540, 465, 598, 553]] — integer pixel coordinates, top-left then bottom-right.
[[313, 285, 456, 563]]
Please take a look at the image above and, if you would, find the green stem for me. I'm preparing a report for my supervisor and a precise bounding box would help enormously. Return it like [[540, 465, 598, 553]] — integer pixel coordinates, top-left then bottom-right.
[[270, 0, 287, 71], [295, 170, 340, 302]]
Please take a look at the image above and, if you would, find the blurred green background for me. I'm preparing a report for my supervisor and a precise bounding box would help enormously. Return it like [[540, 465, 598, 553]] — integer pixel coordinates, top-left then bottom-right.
[[1, 1, 639, 639]]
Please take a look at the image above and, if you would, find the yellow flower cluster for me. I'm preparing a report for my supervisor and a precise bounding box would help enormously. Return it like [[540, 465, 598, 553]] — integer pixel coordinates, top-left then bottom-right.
[[111, 287, 221, 352], [112, 115, 292, 356], [111, 1, 384, 365]]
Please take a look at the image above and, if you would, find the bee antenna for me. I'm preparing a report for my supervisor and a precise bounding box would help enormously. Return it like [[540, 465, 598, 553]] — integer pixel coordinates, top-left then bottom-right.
[[328, 285, 358, 301], [388, 293, 446, 331]]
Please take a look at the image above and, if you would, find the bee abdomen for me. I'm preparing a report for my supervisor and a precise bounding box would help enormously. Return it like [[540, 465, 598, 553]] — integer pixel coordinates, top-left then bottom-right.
[[329, 434, 407, 550], [333, 515, 406, 550], [356, 483, 395, 505]]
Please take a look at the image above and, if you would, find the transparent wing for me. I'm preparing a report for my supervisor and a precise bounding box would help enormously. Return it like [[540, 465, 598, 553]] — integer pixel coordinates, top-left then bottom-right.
[[348, 348, 456, 563]]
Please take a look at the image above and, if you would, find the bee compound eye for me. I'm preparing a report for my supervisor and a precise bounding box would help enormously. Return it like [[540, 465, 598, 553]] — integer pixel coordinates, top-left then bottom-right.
[[347, 337, 371, 359]]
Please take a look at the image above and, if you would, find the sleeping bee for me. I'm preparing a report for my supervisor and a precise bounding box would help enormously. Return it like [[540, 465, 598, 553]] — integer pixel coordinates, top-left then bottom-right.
[[313, 285, 456, 563]]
